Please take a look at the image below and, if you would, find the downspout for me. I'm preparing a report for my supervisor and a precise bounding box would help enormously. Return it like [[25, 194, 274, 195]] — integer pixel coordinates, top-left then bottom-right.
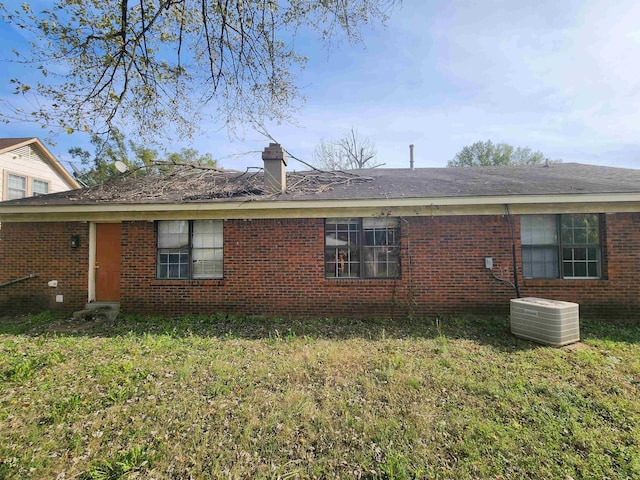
[[505, 204, 521, 298], [400, 217, 414, 319], [0, 273, 39, 288]]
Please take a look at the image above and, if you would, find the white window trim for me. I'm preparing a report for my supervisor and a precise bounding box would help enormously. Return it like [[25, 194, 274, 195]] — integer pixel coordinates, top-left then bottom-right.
[[2, 170, 51, 200]]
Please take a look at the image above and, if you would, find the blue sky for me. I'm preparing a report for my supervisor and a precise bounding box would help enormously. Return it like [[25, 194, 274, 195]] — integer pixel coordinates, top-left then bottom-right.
[[2, 0, 640, 172]]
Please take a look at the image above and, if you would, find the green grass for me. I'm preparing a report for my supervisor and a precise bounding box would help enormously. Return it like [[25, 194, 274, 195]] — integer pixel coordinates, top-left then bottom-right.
[[0, 313, 638, 479]]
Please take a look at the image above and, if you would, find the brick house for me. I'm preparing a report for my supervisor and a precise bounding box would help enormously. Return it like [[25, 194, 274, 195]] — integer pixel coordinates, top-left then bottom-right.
[[1, 143, 639, 319]]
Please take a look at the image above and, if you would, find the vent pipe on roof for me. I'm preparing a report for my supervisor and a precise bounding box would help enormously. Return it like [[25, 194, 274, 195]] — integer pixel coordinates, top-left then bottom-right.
[[262, 143, 287, 194], [409, 144, 415, 170]]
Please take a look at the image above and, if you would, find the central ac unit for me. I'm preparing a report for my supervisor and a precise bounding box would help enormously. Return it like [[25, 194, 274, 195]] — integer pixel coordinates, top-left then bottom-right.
[[510, 297, 580, 347]]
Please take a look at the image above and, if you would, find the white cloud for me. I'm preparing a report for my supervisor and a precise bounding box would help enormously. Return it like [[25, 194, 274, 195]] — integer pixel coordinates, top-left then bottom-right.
[[427, 0, 640, 154], [2, 0, 640, 171]]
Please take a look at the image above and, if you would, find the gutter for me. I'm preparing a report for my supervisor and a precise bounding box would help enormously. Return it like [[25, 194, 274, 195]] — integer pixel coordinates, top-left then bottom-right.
[[2, 193, 640, 222]]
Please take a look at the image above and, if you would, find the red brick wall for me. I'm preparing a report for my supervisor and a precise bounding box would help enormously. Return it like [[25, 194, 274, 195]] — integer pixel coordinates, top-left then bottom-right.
[[0, 222, 89, 314], [2, 214, 640, 318], [406, 215, 516, 317], [519, 213, 640, 318], [121, 219, 404, 317]]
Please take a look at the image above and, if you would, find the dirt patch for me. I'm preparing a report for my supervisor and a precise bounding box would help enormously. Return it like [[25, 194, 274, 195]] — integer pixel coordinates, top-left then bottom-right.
[[562, 341, 593, 351], [40, 317, 115, 334]]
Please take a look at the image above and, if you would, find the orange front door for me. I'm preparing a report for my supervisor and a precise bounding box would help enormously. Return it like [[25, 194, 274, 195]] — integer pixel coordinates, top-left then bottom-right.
[[95, 223, 121, 301]]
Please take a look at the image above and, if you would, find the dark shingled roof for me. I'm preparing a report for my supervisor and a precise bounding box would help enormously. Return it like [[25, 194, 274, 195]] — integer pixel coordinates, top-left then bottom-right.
[[0, 138, 34, 151], [2, 162, 640, 207]]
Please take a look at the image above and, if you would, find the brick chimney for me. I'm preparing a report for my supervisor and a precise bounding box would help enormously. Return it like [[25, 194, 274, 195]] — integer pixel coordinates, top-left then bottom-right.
[[262, 143, 287, 194]]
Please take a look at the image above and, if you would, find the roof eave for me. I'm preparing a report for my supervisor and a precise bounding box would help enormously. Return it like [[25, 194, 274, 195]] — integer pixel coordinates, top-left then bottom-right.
[[2, 192, 640, 222]]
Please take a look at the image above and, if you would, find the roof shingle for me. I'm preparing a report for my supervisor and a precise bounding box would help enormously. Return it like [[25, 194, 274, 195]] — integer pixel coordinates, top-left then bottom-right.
[[2, 162, 640, 208], [0, 137, 35, 151]]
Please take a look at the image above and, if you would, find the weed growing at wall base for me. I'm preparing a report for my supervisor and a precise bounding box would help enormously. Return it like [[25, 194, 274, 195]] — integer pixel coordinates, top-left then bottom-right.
[[0, 313, 638, 478]]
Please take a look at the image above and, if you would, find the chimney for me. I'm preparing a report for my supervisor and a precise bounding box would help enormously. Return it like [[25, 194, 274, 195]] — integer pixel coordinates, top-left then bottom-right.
[[262, 143, 287, 194], [409, 144, 415, 170]]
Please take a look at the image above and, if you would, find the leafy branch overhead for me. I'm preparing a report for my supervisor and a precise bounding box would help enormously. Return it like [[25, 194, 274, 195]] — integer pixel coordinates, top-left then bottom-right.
[[1, 1, 396, 139]]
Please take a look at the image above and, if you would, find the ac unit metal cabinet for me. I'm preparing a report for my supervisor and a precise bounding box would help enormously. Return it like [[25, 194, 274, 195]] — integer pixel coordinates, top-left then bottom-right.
[[510, 297, 580, 347]]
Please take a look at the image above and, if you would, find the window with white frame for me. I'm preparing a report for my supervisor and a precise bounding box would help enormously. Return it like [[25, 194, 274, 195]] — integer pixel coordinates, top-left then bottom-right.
[[6, 174, 27, 200], [32, 179, 49, 196], [521, 214, 601, 279], [325, 217, 400, 278], [157, 220, 223, 279]]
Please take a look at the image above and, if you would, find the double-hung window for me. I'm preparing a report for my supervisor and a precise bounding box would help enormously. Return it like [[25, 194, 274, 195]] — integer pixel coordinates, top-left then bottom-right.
[[32, 179, 49, 196], [325, 218, 400, 278], [7, 174, 27, 200], [3, 174, 50, 199], [157, 220, 223, 279], [521, 214, 601, 279]]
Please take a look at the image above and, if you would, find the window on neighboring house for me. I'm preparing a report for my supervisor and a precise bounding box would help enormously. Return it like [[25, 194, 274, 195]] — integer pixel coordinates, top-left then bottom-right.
[[7, 174, 27, 200], [521, 214, 601, 279], [325, 217, 400, 278], [157, 220, 223, 279], [32, 179, 49, 196]]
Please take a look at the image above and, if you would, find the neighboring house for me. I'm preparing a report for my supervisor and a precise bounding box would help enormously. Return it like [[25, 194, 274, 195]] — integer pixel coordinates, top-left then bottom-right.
[[0, 138, 80, 201], [0, 137, 80, 275], [1, 143, 639, 319]]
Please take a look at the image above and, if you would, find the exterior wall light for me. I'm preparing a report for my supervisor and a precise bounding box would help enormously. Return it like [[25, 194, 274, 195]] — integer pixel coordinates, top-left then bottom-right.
[[70, 235, 80, 248]]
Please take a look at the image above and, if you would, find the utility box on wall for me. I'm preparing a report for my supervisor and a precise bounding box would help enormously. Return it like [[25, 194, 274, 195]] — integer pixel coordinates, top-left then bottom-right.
[[510, 297, 580, 347]]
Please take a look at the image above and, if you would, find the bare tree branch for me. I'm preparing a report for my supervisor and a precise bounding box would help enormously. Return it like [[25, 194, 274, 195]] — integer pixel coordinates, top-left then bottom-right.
[[313, 127, 383, 170], [0, 0, 398, 140]]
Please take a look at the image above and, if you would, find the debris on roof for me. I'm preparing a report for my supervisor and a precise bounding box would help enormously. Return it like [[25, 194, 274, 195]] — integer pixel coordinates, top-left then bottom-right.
[[72, 166, 373, 203]]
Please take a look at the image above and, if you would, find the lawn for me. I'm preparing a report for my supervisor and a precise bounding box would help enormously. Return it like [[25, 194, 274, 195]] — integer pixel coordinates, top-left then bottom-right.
[[0, 312, 638, 479]]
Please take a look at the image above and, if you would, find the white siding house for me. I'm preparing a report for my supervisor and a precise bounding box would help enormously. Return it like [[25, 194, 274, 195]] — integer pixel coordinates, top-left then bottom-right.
[[0, 138, 80, 201]]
